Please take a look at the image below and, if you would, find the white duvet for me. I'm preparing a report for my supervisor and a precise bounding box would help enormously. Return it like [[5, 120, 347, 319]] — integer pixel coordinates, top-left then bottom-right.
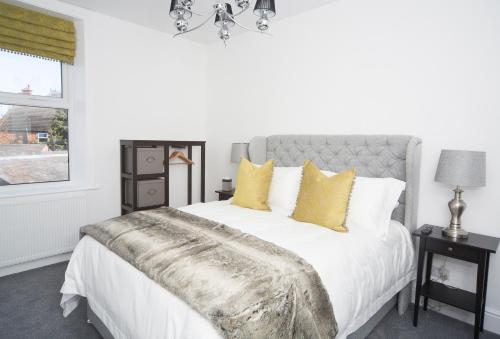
[[61, 201, 415, 339]]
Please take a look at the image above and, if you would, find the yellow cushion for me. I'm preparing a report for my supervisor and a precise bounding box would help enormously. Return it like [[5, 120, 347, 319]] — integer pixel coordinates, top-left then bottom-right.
[[232, 158, 274, 211], [292, 161, 356, 232]]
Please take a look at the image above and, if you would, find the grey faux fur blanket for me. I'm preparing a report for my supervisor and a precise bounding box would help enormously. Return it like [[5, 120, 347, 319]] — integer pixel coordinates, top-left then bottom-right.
[[81, 207, 338, 339]]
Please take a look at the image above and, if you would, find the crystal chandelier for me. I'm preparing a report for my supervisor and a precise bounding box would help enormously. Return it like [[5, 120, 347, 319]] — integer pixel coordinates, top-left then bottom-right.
[[170, 0, 277, 44]]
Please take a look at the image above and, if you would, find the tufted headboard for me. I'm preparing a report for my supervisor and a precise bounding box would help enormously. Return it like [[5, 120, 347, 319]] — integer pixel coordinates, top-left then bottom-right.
[[248, 135, 422, 232]]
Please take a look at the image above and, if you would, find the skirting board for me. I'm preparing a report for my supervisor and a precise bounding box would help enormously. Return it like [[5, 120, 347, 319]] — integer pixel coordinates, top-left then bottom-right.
[[0, 252, 71, 278], [426, 300, 500, 335], [484, 308, 500, 334]]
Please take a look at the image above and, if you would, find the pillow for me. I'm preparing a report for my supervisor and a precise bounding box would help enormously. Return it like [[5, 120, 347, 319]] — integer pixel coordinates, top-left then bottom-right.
[[292, 161, 355, 232], [322, 169, 406, 238], [268, 166, 303, 216], [232, 158, 274, 211], [347, 176, 405, 238]]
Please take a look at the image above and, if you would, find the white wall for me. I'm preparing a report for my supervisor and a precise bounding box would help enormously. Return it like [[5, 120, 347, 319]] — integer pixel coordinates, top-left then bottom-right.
[[0, 0, 207, 274], [206, 0, 500, 332], [77, 1, 208, 221]]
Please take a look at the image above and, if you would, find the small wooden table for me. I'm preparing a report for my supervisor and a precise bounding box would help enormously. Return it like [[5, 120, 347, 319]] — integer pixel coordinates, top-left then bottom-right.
[[215, 189, 235, 201], [413, 225, 499, 339]]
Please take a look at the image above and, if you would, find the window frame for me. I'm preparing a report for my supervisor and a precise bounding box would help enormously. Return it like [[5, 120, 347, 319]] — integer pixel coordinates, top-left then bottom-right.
[[0, 59, 72, 188]]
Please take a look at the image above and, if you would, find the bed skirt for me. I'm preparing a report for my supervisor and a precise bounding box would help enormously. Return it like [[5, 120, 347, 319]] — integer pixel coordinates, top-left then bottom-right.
[[85, 282, 412, 339]]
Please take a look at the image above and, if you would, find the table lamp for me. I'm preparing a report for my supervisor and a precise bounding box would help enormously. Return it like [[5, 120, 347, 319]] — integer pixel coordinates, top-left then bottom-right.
[[224, 143, 250, 191], [231, 143, 249, 164], [435, 149, 486, 239]]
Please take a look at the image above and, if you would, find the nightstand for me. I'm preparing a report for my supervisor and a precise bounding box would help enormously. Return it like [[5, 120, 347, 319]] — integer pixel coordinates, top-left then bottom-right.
[[413, 225, 499, 339], [215, 189, 235, 201]]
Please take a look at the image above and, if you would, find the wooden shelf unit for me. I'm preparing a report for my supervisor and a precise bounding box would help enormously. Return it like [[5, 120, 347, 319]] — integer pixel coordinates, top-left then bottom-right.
[[413, 225, 500, 339], [120, 139, 206, 215]]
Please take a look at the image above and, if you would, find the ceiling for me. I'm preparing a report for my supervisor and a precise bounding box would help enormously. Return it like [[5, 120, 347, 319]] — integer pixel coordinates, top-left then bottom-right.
[[58, 0, 335, 44]]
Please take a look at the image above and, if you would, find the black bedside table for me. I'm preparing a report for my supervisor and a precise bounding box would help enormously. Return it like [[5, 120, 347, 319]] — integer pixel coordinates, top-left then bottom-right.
[[413, 225, 499, 339], [215, 189, 235, 201]]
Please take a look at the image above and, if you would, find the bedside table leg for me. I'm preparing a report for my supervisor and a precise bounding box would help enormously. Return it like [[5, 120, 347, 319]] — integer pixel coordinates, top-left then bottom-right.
[[480, 253, 490, 332], [423, 252, 433, 311], [474, 252, 486, 339], [413, 238, 426, 327]]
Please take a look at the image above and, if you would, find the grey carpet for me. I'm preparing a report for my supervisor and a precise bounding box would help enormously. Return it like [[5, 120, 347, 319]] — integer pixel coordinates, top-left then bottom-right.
[[0, 262, 498, 339], [369, 304, 499, 339], [0, 262, 100, 339]]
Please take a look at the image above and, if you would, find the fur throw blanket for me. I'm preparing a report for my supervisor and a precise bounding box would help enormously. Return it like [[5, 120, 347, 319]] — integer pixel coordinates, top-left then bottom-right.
[[81, 207, 338, 338]]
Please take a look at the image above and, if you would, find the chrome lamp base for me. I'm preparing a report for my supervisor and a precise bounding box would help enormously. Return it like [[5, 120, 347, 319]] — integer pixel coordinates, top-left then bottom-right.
[[442, 226, 469, 239], [442, 186, 469, 239]]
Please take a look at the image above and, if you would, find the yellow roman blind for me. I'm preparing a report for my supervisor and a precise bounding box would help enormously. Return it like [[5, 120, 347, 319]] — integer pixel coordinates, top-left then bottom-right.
[[0, 1, 75, 64]]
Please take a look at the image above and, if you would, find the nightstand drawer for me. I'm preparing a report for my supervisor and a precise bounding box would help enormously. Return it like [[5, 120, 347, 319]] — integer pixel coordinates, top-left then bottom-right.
[[426, 239, 479, 263]]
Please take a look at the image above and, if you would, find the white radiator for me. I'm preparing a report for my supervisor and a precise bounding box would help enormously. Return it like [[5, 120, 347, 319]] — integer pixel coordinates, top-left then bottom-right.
[[0, 191, 87, 269]]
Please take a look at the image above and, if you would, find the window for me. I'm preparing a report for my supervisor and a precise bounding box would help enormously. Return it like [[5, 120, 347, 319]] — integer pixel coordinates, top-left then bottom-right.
[[0, 50, 69, 186], [37, 132, 49, 143], [0, 51, 62, 97]]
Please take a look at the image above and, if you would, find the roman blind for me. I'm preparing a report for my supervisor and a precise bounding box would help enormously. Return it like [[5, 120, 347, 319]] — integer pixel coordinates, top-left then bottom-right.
[[0, 1, 75, 64]]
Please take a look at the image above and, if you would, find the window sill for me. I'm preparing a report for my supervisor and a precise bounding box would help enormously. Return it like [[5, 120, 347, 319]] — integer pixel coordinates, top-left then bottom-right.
[[0, 183, 99, 200]]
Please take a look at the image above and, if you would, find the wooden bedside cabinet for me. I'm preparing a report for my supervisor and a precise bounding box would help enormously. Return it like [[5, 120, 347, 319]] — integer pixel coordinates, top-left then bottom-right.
[[413, 225, 499, 339]]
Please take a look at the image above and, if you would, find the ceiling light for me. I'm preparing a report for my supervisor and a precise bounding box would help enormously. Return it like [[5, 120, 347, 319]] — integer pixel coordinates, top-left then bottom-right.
[[170, 0, 277, 45]]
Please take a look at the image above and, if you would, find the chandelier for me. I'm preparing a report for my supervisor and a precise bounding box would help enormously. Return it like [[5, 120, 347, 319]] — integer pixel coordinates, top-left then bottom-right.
[[169, 0, 277, 44]]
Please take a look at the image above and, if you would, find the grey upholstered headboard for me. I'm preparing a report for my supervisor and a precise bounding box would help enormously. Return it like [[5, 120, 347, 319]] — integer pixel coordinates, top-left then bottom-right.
[[248, 135, 422, 232]]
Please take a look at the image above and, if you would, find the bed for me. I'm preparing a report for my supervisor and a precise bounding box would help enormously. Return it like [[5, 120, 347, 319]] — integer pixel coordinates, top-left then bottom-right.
[[61, 134, 422, 339]]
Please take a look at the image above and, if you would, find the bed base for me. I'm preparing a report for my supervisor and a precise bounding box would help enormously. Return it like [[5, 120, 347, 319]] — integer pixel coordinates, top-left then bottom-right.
[[86, 282, 411, 339], [346, 294, 397, 339], [87, 303, 113, 339]]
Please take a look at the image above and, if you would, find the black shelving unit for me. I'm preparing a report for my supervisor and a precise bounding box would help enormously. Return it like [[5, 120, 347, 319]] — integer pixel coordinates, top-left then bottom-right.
[[413, 225, 499, 339], [120, 140, 206, 215]]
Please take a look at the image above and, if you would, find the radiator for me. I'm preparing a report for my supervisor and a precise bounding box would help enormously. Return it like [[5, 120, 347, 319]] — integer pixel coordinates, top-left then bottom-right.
[[0, 192, 87, 268]]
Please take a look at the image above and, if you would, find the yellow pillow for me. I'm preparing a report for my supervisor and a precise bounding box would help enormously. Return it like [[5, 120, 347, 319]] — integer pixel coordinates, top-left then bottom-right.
[[232, 158, 274, 211], [292, 161, 356, 232]]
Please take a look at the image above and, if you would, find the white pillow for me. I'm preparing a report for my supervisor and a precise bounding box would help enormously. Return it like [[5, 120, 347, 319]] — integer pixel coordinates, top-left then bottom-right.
[[268, 167, 303, 216], [322, 170, 405, 238]]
